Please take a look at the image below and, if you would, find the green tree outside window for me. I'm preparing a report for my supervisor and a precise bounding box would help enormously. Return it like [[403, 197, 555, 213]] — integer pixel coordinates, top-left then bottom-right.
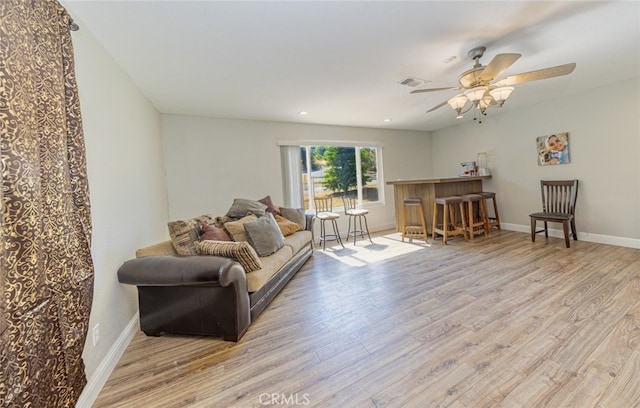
[[320, 146, 374, 195]]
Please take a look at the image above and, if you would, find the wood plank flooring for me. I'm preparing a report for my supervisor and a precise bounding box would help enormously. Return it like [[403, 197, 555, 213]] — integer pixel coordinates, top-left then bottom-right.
[[93, 230, 640, 407]]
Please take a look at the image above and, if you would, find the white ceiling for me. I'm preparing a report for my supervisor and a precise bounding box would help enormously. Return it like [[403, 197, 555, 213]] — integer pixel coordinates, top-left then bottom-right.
[[63, 0, 640, 132]]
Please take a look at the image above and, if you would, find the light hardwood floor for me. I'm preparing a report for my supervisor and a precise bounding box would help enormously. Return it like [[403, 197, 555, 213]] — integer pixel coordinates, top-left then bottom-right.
[[94, 230, 640, 408]]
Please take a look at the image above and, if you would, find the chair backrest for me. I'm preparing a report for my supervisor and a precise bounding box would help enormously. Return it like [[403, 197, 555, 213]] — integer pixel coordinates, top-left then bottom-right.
[[314, 196, 333, 214], [540, 179, 579, 214], [342, 194, 357, 211]]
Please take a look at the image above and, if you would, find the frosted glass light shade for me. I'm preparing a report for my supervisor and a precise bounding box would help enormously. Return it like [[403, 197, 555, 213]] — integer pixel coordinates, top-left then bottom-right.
[[489, 86, 514, 103], [447, 95, 468, 111], [464, 86, 488, 102], [478, 95, 493, 111]]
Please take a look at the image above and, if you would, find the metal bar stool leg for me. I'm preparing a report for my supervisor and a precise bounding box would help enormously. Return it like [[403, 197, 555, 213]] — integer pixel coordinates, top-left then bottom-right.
[[362, 215, 373, 243], [331, 219, 344, 248]]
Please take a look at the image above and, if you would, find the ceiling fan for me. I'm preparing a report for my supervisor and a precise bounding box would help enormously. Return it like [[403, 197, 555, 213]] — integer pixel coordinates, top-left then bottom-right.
[[411, 46, 576, 120]]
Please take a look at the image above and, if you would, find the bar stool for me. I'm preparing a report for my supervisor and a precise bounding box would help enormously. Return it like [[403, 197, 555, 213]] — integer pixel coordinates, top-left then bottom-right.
[[432, 196, 467, 244], [342, 194, 373, 245], [479, 191, 501, 233], [401, 197, 428, 243], [461, 193, 489, 240], [314, 196, 344, 250]]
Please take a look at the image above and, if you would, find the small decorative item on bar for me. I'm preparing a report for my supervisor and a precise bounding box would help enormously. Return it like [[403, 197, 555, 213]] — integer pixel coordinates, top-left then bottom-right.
[[460, 161, 476, 176], [477, 152, 490, 175], [537, 132, 570, 166]]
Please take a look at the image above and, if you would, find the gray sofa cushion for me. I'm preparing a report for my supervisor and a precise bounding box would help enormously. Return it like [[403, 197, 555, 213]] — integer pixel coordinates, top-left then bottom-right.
[[279, 207, 306, 229], [244, 214, 285, 257], [226, 198, 268, 218]]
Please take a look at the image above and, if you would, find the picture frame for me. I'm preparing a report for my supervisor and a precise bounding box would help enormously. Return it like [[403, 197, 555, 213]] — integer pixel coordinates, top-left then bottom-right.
[[537, 132, 570, 166]]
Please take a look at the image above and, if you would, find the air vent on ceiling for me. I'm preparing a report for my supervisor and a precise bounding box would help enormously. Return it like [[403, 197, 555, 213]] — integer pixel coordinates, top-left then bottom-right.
[[398, 77, 428, 87]]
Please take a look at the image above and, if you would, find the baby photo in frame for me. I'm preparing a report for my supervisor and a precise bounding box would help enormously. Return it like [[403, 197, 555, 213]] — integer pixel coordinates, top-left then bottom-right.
[[537, 132, 570, 166]]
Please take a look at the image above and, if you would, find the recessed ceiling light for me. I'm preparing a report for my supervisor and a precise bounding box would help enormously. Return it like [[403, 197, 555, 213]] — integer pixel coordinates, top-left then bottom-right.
[[383, 118, 392, 122], [298, 111, 308, 115]]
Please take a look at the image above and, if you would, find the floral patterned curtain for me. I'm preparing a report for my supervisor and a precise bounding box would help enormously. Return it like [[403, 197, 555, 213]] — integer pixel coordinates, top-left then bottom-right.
[[0, 0, 94, 406]]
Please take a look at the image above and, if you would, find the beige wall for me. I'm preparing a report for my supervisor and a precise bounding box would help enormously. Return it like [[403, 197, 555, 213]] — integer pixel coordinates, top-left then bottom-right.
[[431, 77, 640, 246], [162, 77, 640, 246], [70, 15, 169, 405], [161, 115, 432, 233]]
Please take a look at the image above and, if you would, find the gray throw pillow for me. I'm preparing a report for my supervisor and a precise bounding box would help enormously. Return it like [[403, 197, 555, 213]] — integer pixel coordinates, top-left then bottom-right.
[[244, 214, 285, 257], [279, 207, 306, 230], [226, 198, 268, 219]]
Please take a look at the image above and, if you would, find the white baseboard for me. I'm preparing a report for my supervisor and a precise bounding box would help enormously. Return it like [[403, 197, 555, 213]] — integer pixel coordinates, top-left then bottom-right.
[[370, 222, 397, 233], [76, 314, 139, 408], [501, 223, 640, 249]]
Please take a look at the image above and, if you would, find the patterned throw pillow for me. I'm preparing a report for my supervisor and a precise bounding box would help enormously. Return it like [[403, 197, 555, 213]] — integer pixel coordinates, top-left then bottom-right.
[[167, 214, 215, 255], [223, 214, 258, 242], [274, 214, 301, 236], [195, 240, 262, 272]]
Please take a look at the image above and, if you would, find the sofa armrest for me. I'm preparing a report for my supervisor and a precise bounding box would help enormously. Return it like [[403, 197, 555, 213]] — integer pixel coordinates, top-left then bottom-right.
[[305, 213, 315, 231], [117, 255, 246, 288]]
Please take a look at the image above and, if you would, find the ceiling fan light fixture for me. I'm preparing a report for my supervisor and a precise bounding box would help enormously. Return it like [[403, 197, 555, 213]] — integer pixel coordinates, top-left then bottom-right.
[[478, 95, 494, 113], [415, 46, 576, 123], [464, 86, 488, 102], [489, 86, 514, 106], [447, 95, 468, 111], [459, 67, 485, 88]]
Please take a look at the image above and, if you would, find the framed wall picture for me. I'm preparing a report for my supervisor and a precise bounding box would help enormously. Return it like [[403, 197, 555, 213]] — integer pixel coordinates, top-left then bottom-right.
[[537, 132, 570, 166]]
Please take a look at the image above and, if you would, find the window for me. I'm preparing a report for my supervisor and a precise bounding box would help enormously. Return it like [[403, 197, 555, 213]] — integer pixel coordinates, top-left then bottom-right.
[[283, 144, 382, 211]]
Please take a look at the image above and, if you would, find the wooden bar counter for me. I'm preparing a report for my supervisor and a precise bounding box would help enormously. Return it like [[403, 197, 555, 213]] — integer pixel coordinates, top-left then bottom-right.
[[387, 176, 491, 234]]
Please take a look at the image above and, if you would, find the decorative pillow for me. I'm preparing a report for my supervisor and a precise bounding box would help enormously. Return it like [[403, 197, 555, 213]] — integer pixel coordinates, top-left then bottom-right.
[[200, 223, 231, 241], [244, 214, 285, 257], [279, 207, 306, 230], [258, 195, 280, 215], [224, 214, 258, 242], [274, 214, 301, 236], [195, 240, 262, 272], [226, 198, 268, 219], [167, 214, 215, 255], [214, 215, 232, 228]]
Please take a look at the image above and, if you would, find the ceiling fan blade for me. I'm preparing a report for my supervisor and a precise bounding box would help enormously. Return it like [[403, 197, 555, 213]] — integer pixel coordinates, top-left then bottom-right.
[[411, 86, 460, 94], [495, 63, 576, 86], [478, 53, 521, 83], [426, 100, 450, 113]]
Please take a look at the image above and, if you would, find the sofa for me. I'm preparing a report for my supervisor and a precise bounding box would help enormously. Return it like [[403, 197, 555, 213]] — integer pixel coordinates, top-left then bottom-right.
[[117, 197, 314, 341]]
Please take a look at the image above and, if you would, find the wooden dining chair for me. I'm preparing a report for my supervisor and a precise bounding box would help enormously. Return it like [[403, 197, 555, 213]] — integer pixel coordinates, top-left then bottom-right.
[[529, 179, 579, 248]]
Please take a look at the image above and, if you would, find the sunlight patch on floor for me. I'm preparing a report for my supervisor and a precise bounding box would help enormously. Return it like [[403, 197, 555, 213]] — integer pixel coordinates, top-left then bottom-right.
[[317, 232, 430, 267]]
